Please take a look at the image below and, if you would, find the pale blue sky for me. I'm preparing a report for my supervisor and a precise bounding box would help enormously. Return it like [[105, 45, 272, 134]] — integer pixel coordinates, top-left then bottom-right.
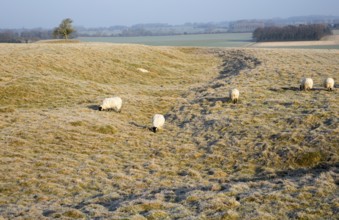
[[1, 0, 339, 28]]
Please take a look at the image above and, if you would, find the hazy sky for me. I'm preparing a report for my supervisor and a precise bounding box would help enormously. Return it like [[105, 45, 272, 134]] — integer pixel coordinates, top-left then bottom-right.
[[1, 0, 339, 28]]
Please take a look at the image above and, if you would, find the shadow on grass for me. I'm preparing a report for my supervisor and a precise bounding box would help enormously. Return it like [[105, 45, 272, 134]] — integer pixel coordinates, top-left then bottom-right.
[[42, 210, 57, 217], [72, 185, 210, 213], [277, 86, 300, 91], [310, 88, 328, 91], [191, 97, 229, 105], [232, 162, 338, 183], [274, 87, 335, 92], [87, 105, 99, 111], [129, 122, 152, 131], [204, 97, 229, 103], [67, 162, 338, 216], [212, 49, 261, 80]]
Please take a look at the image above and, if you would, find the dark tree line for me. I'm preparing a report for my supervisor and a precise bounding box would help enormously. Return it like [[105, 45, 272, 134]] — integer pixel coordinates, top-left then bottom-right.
[[0, 31, 21, 43], [253, 24, 333, 42], [0, 29, 53, 43]]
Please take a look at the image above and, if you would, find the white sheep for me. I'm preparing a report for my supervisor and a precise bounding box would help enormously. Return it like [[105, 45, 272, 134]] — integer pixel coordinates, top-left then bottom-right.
[[152, 114, 165, 133], [323, 78, 335, 91], [229, 88, 240, 104], [300, 78, 313, 91], [98, 97, 122, 112]]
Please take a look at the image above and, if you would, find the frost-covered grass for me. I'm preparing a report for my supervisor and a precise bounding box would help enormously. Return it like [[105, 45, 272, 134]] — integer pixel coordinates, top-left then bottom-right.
[[0, 43, 338, 219]]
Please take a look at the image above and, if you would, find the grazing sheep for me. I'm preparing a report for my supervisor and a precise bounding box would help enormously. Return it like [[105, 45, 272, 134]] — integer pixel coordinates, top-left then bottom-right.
[[229, 88, 240, 104], [152, 114, 165, 133], [300, 78, 313, 91], [323, 78, 335, 91], [98, 97, 122, 112]]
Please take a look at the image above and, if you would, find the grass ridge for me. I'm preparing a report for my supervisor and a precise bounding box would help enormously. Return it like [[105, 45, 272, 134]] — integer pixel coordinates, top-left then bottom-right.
[[0, 44, 338, 219]]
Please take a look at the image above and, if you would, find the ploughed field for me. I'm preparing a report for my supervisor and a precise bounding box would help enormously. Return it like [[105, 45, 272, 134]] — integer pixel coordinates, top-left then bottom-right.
[[0, 42, 338, 219]]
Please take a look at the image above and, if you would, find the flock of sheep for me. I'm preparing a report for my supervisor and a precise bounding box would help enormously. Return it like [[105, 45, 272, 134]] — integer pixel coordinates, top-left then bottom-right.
[[97, 77, 334, 133], [97, 96, 165, 133], [300, 77, 335, 91]]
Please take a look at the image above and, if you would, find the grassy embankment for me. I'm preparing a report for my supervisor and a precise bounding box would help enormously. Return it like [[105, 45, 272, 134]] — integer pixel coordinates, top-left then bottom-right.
[[0, 42, 338, 219]]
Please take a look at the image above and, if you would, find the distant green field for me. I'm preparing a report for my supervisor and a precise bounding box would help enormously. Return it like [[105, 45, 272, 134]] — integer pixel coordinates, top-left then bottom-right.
[[78, 32, 339, 49], [78, 33, 254, 47]]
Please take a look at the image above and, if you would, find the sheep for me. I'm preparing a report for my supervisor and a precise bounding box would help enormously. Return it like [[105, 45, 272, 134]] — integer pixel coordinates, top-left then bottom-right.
[[98, 97, 122, 112], [151, 114, 165, 133], [229, 88, 240, 104], [323, 77, 335, 91], [300, 78, 313, 91]]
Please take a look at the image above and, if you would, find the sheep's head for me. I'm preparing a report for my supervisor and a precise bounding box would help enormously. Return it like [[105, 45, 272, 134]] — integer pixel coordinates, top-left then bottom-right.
[[98, 106, 103, 111], [152, 127, 157, 133]]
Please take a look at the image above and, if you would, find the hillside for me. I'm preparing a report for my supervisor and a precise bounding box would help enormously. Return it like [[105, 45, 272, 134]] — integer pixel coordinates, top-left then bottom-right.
[[0, 43, 338, 219]]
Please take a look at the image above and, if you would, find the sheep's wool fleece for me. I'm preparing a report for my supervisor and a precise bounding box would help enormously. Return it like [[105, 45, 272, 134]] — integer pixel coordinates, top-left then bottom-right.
[[152, 114, 165, 128], [229, 89, 239, 99], [102, 97, 122, 110], [301, 78, 313, 88], [324, 78, 334, 88]]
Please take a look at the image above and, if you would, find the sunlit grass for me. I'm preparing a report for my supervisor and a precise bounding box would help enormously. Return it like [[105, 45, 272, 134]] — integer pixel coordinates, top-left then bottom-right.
[[0, 43, 338, 219]]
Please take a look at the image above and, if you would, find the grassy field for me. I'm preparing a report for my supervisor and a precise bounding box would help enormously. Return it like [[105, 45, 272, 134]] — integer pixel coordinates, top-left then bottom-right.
[[0, 42, 338, 219], [78, 33, 253, 47], [78, 32, 339, 49]]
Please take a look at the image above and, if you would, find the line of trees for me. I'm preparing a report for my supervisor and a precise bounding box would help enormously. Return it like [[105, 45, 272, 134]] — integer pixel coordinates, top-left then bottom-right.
[[253, 24, 333, 42], [0, 18, 76, 43], [0, 29, 53, 43]]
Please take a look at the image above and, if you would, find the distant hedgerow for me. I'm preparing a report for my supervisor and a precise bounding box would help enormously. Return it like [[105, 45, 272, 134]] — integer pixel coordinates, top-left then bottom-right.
[[253, 24, 333, 42]]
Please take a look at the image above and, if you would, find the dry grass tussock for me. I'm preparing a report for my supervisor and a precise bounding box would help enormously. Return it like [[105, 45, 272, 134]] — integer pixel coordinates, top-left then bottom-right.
[[0, 43, 338, 219]]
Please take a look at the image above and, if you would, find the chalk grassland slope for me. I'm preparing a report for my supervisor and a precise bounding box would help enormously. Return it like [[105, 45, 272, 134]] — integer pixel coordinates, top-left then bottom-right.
[[0, 43, 221, 218], [0, 43, 338, 219]]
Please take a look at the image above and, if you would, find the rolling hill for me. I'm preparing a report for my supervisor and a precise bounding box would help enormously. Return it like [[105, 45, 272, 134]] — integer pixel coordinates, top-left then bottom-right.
[[0, 42, 338, 219]]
